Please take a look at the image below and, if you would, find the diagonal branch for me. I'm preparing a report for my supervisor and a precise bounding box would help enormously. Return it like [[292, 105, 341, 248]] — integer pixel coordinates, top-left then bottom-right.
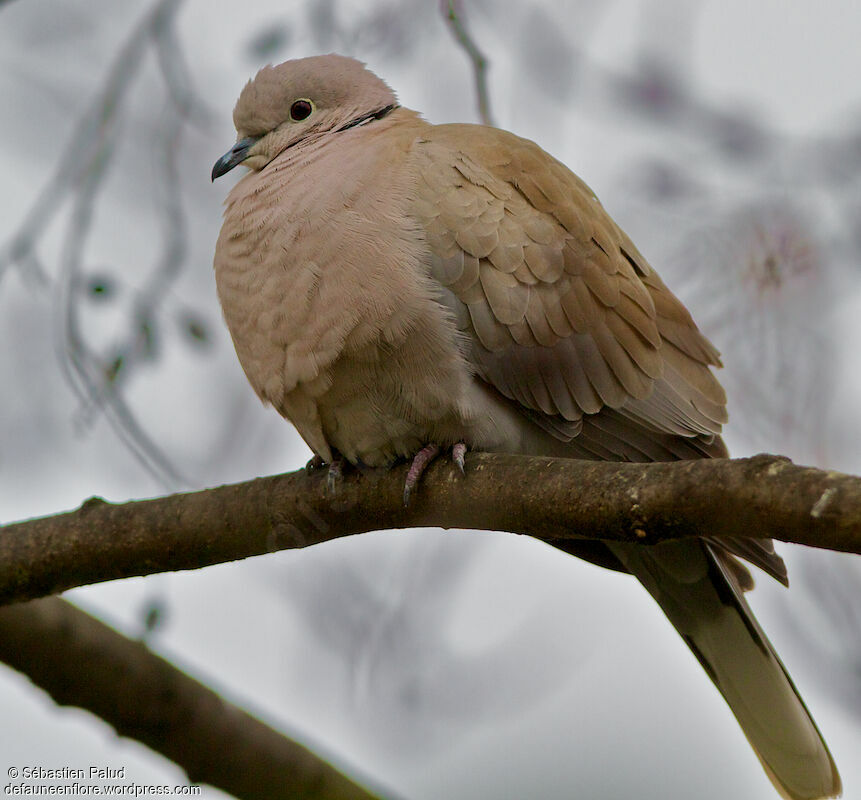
[[1, 453, 860, 607], [0, 597, 388, 800]]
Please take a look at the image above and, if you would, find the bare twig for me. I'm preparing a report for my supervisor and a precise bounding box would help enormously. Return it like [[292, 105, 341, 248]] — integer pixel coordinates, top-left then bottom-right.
[[443, 0, 495, 126], [0, 597, 388, 800], [152, 7, 213, 125], [0, 0, 180, 284], [2, 453, 860, 607], [52, 82, 189, 488]]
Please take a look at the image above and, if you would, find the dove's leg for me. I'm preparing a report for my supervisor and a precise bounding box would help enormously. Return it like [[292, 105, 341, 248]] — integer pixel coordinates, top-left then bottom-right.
[[403, 445, 440, 506], [403, 442, 467, 506]]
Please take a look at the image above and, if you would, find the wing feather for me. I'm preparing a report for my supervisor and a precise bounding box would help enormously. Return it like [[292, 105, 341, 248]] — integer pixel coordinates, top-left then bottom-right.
[[410, 127, 725, 452]]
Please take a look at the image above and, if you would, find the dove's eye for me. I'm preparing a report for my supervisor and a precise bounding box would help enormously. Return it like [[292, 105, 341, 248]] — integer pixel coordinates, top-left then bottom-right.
[[290, 99, 313, 121]]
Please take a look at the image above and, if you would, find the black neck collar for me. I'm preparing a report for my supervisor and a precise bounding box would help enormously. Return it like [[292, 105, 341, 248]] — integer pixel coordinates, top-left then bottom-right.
[[338, 104, 400, 132]]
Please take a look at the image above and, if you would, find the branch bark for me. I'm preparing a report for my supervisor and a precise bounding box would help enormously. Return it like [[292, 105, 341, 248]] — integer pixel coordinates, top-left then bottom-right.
[[2, 453, 860, 607], [0, 597, 388, 800]]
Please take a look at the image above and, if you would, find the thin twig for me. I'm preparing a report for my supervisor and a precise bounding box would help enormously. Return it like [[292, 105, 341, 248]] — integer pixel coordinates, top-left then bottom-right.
[[443, 0, 495, 126], [152, 8, 213, 125]]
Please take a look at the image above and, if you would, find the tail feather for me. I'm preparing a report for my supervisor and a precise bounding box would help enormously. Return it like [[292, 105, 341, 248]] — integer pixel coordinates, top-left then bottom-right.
[[609, 538, 841, 800]]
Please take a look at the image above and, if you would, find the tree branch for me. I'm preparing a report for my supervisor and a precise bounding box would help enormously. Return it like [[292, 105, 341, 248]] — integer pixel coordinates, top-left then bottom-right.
[[0, 597, 388, 800], [2, 453, 859, 607]]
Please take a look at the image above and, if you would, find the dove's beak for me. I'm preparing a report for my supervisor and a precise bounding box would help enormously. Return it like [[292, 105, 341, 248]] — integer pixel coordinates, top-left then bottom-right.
[[211, 136, 259, 181]]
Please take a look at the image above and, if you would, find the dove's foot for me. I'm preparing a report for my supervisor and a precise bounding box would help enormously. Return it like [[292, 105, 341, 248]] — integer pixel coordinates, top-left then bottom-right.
[[305, 454, 345, 494], [305, 454, 326, 472], [403, 442, 467, 506]]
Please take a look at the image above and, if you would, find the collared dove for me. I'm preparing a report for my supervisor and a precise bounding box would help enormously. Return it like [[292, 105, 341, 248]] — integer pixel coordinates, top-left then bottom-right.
[[212, 54, 841, 799]]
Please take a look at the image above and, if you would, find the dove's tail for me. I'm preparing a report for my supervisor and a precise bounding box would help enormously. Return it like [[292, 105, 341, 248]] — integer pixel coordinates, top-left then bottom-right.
[[609, 538, 841, 800]]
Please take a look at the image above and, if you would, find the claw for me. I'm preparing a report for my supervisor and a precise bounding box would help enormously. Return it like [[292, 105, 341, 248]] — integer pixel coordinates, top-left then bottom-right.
[[452, 442, 467, 474], [326, 460, 343, 494]]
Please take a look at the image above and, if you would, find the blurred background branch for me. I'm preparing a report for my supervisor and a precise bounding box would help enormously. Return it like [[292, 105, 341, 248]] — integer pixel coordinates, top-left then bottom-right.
[[0, 597, 385, 800], [442, 0, 495, 126], [0, 0, 210, 489]]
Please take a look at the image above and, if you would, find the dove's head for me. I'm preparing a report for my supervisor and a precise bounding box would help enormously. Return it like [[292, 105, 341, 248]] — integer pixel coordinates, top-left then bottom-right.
[[211, 54, 398, 180]]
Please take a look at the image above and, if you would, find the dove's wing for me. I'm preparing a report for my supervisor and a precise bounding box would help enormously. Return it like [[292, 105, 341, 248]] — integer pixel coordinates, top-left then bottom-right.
[[409, 123, 839, 800], [412, 125, 727, 460]]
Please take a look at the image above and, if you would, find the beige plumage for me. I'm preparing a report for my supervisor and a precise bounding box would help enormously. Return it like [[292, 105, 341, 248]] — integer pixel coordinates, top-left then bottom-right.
[[212, 54, 841, 799]]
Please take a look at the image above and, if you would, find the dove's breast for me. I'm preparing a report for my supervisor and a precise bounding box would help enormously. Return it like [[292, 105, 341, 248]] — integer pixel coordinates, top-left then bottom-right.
[[213, 113, 519, 465]]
